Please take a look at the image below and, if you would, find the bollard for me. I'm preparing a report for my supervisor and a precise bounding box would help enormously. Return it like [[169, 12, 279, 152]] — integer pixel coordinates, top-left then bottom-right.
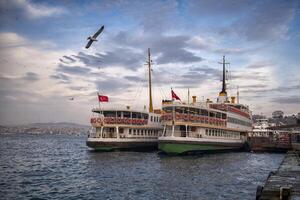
[[256, 185, 263, 200], [280, 187, 291, 200]]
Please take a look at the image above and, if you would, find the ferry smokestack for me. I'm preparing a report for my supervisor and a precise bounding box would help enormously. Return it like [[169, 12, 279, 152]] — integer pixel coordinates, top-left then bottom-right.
[[231, 96, 236, 104], [192, 96, 197, 103]]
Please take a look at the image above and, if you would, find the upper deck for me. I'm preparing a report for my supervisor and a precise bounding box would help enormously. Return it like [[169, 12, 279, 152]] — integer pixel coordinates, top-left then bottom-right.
[[90, 108, 161, 128]]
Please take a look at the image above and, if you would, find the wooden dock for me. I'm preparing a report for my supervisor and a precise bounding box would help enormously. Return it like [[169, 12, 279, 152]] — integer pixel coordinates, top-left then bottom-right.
[[256, 151, 300, 200]]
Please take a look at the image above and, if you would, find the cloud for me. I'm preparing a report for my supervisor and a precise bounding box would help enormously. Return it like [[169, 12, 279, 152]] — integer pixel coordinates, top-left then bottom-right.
[[109, 31, 204, 64], [57, 64, 91, 75], [49, 73, 71, 84], [272, 96, 300, 104], [188, 0, 298, 42], [0, 0, 65, 19], [231, 0, 298, 41], [95, 78, 132, 93], [23, 72, 39, 81]]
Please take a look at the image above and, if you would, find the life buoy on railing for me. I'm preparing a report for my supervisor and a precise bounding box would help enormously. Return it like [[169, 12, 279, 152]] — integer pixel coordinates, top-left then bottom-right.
[[132, 119, 136, 124], [166, 115, 172, 121], [190, 115, 195, 121], [96, 118, 101, 123], [117, 118, 122, 124], [110, 117, 116, 123], [183, 114, 189, 121]]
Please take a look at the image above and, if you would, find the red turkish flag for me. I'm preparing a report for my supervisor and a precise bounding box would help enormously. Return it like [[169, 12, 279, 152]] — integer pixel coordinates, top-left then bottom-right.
[[171, 90, 181, 100], [98, 94, 109, 102]]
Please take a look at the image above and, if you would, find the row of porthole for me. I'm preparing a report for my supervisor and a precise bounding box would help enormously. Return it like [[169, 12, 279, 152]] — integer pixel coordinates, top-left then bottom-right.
[[129, 129, 159, 136], [205, 129, 240, 138]]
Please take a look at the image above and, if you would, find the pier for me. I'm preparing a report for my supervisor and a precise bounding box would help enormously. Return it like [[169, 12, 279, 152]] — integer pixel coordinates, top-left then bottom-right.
[[256, 151, 300, 200]]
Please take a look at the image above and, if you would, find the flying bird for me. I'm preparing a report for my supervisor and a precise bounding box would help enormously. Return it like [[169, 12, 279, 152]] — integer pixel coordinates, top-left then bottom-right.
[[85, 25, 104, 49]]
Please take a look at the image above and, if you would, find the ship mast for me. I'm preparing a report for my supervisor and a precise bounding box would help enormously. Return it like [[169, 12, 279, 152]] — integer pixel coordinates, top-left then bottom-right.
[[147, 48, 153, 113], [218, 55, 229, 103]]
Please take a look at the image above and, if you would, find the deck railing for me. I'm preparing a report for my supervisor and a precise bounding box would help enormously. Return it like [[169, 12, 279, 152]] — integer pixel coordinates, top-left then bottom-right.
[[90, 117, 148, 126], [161, 113, 227, 127]]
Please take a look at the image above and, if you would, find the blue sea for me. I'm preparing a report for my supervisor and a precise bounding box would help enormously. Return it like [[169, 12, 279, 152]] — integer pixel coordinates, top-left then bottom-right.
[[0, 133, 284, 200]]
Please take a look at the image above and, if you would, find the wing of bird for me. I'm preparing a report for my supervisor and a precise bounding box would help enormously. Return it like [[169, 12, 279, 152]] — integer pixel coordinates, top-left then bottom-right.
[[92, 25, 104, 38], [85, 40, 93, 49]]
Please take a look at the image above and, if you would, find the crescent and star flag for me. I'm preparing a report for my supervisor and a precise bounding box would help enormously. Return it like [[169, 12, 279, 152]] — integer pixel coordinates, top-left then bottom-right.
[[98, 94, 109, 102], [171, 90, 181, 100]]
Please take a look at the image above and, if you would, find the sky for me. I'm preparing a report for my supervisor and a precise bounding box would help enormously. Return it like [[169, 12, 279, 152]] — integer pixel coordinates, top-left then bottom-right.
[[0, 0, 299, 125]]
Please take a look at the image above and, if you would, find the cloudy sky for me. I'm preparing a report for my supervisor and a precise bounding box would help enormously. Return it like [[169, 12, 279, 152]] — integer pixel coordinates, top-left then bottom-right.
[[0, 0, 299, 125]]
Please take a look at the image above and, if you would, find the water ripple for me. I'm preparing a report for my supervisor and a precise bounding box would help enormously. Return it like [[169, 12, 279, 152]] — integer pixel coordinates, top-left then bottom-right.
[[0, 134, 284, 200]]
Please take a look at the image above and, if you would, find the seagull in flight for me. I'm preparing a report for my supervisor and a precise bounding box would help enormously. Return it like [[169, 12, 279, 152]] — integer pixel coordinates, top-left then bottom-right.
[[85, 25, 104, 49]]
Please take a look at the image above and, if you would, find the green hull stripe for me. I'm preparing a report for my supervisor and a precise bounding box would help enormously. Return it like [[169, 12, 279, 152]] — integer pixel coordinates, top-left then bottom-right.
[[93, 146, 117, 151], [159, 143, 239, 154]]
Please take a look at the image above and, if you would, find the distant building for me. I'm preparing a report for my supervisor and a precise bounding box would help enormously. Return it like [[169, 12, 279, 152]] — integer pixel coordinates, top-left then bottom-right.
[[272, 110, 284, 119]]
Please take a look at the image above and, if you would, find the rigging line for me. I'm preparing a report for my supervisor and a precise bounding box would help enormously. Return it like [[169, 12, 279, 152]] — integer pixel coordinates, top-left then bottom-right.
[[131, 67, 147, 109], [151, 65, 167, 101]]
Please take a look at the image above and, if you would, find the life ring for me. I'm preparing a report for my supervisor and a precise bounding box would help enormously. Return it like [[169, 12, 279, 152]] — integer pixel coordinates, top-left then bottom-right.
[[96, 118, 101, 123], [110, 117, 116, 124], [176, 114, 182, 120], [183, 114, 189, 121], [117, 118, 122, 124]]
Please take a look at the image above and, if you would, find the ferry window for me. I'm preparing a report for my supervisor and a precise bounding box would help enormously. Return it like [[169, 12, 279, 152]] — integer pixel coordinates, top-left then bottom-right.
[[117, 111, 122, 118], [216, 112, 222, 118], [222, 114, 226, 119], [191, 127, 196, 132], [133, 129, 136, 135], [205, 129, 208, 135], [150, 116, 153, 122], [129, 129, 132, 134], [119, 128, 124, 134], [163, 107, 173, 113], [141, 130, 143, 136], [123, 111, 130, 118], [132, 112, 137, 119], [137, 130, 140, 135], [209, 112, 215, 117], [201, 109, 208, 116], [103, 111, 116, 117]]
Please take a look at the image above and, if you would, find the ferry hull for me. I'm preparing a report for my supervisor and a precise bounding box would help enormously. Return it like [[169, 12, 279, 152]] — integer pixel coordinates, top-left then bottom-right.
[[158, 139, 244, 155], [86, 139, 157, 151]]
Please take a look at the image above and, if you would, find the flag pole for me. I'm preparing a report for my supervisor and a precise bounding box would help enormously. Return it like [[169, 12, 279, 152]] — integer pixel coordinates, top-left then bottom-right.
[[171, 87, 175, 137], [97, 92, 101, 115]]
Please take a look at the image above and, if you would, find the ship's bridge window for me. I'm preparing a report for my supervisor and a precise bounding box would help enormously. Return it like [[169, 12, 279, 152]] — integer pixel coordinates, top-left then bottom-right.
[[117, 111, 122, 118], [141, 113, 149, 119], [103, 111, 116, 117], [200, 109, 209, 116], [163, 107, 173, 113], [123, 111, 131, 118], [189, 108, 199, 115], [132, 112, 142, 119]]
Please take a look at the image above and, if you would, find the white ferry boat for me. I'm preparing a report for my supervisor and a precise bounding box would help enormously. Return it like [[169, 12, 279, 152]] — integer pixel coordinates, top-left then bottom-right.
[[158, 56, 253, 154], [250, 118, 275, 138], [86, 49, 163, 151]]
